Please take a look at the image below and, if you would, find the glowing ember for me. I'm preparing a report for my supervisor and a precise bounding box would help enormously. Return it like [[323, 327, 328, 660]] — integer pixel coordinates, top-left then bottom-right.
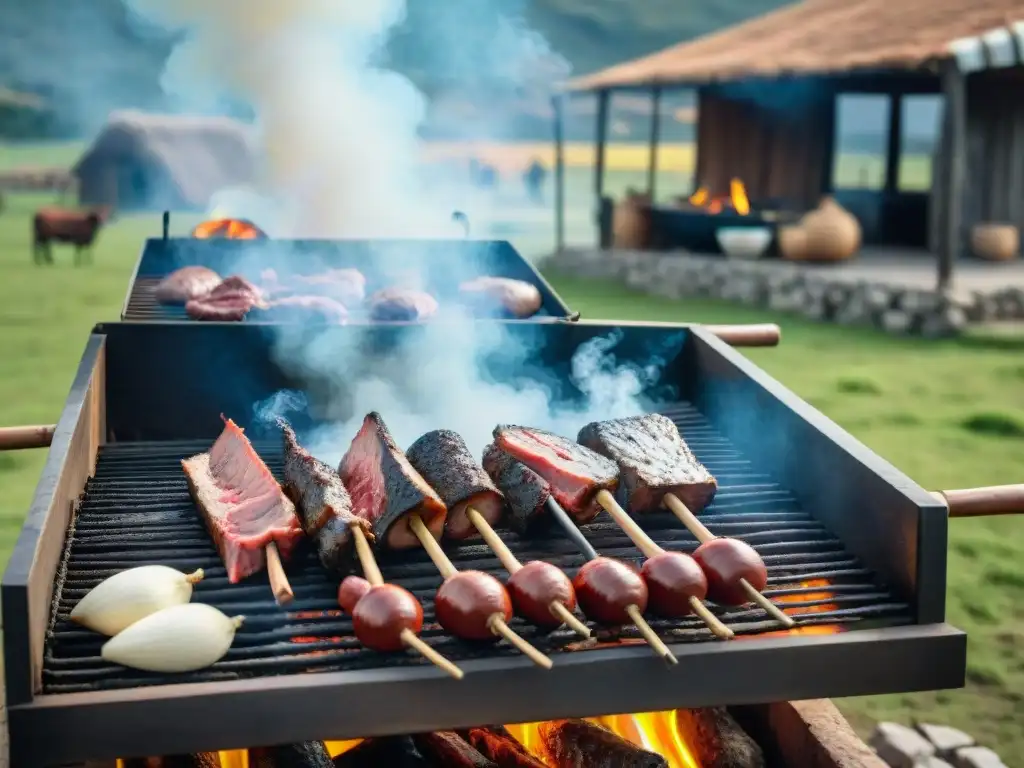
[[192, 218, 267, 240], [688, 178, 750, 216]]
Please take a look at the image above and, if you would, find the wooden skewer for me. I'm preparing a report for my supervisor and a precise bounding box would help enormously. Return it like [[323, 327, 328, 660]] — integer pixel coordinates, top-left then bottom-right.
[[264, 542, 294, 605], [408, 515, 554, 670], [350, 526, 464, 680], [594, 490, 733, 640], [466, 507, 591, 639], [543, 498, 678, 665], [663, 494, 795, 629]]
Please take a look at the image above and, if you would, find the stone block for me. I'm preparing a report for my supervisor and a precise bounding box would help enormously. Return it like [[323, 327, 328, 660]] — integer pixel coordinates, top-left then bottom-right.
[[869, 722, 935, 767], [915, 723, 973, 757], [952, 746, 1008, 768]]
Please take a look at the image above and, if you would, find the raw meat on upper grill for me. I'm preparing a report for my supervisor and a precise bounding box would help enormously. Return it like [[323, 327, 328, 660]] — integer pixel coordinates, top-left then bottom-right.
[[185, 275, 266, 321], [578, 413, 717, 514], [492, 424, 618, 522], [154, 265, 222, 304], [280, 419, 371, 573], [458, 276, 543, 318], [406, 429, 505, 540], [338, 412, 447, 549], [181, 416, 304, 583], [482, 442, 552, 534], [367, 287, 439, 321]]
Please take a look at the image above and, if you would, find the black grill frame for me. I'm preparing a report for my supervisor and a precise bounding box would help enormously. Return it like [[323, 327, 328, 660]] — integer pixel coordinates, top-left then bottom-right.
[[2, 322, 966, 765]]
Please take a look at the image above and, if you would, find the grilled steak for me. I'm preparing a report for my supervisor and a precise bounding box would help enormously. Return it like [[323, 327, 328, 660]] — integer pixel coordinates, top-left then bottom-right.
[[265, 295, 349, 324], [412, 732, 497, 768], [338, 413, 447, 549], [185, 275, 266, 321], [539, 720, 667, 768], [280, 420, 371, 573], [459, 276, 543, 318], [368, 287, 439, 321], [493, 425, 618, 522], [182, 416, 303, 583], [250, 741, 335, 768], [578, 414, 717, 514], [406, 429, 505, 539], [154, 266, 222, 304], [482, 443, 551, 534]]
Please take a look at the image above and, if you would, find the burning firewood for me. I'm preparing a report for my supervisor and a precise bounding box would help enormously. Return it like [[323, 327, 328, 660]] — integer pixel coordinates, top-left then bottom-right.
[[118, 755, 220, 768], [249, 741, 334, 768], [412, 731, 498, 768], [331, 736, 430, 767], [674, 708, 765, 768], [459, 725, 549, 768], [539, 719, 668, 768]]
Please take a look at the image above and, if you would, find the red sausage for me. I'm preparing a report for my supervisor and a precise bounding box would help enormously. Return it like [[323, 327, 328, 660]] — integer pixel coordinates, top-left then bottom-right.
[[640, 551, 708, 618], [506, 560, 577, 629], [435, 571, 513, 641], [350, 584, 424, 652], [338, 575, 373, 613], [572, 557, 648, 625], [692, 538, 768, 606]]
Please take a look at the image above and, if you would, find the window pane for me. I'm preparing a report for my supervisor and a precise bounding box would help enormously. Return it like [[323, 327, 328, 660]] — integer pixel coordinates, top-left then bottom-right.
[[899, 95, 942, 192], [832, 94, 890, 190]]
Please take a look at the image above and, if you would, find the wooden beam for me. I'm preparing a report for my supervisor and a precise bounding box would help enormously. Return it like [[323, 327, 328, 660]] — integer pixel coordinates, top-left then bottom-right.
[[938, 60, 967, 291], [552, 95, 566, 254], [646, 86, 663, 199], [593, 89, 610, 247], [884, 93, 903, 194]]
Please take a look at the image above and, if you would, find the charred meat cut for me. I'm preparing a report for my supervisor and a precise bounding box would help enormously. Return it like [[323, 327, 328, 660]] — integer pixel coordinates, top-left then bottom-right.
[[280, 420, 370, 573], [338, 413, 447, 549], [250, 742, 335, 768], [181, 417, 303, 583], [539, 720, 668, 768], [368, 287, 439, 321], [459, 277, 543, 318], [154, 266, 222, 304], [482, 443, 551, 534], [493, 425, 618, 522], [186, 275, 266, 321], [412, 731, 498, 768], [578, 414, 717, 514], [406, 429, 505, 539], [460, 726, 550, 768]]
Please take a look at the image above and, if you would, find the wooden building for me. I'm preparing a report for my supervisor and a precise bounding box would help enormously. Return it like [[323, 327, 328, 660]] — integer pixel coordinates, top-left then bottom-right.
[[556, 0, 1024, 290]]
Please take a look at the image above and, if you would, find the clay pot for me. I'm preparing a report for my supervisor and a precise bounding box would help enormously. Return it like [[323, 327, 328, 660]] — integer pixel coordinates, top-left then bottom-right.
[[971, 223, 1019, 261], [778, 225, 808, 261], [800, 197, 861, 262], [612, 189, 652, 249]]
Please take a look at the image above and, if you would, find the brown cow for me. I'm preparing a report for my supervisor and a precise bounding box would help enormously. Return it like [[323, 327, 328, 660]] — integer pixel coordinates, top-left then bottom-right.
[[32, 206, 111, 266]]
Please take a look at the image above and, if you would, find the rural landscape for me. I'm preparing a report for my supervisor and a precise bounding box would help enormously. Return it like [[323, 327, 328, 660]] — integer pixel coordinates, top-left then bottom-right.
[[1, 1, 1023, 767]]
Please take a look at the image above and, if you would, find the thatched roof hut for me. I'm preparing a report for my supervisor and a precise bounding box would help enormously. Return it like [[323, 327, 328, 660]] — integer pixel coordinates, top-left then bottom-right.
[[72, 111, 256, 212]]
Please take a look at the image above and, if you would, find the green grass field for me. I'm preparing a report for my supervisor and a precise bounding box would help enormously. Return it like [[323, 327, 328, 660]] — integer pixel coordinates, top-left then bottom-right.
[[0, 142, 1020, 760]]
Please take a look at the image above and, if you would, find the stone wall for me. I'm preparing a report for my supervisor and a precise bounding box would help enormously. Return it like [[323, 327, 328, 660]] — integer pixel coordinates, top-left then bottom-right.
[[544, 248, 1024, 338]]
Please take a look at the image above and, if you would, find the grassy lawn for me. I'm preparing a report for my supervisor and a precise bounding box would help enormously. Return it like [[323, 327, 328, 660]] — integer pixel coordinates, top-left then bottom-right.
[[0, 143, 1019, 759]]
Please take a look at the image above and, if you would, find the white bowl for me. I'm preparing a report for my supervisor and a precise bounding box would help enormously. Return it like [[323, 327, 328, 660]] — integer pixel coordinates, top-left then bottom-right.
[[716, 226, 772, 259]]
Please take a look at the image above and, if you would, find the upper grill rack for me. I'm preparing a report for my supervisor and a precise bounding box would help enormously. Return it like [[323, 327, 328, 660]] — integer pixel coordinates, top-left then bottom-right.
[[43, 404, 912, 694]]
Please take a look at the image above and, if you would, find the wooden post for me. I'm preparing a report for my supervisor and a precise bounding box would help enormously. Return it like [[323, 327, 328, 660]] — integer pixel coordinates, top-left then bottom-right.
[[938, 60, 967, 292], [646, 85, 663, 200], [594, 89, 610, 247], [552, 95, 566, 254], [884, 92, 903, 194]]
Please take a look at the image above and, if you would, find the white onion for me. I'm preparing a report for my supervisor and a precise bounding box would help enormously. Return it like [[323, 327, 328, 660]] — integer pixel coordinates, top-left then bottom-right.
[[70, 565, 205, 636], [101, 603, 244, 673]]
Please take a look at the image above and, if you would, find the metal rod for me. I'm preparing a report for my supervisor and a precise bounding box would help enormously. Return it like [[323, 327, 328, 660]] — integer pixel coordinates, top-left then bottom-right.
[[545, 498, 599, 561]]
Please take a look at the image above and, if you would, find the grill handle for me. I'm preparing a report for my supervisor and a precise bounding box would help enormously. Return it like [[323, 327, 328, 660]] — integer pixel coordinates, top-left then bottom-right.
[[704, 323, 780, 347], [0, 424, 55, 451], [934, 485, 1024, 517]]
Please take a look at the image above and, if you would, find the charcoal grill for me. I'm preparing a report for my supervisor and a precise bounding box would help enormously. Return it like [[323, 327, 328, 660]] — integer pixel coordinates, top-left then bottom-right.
[[120, 217, 573, 322], [0, 319, 980, 765]]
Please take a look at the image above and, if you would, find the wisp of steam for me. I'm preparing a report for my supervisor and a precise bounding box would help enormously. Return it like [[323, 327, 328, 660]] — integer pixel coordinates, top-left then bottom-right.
[[124, 0, 677, 461]]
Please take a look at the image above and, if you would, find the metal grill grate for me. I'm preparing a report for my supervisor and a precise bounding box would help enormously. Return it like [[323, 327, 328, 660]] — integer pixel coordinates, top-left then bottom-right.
[[43, 405, 912, 694]]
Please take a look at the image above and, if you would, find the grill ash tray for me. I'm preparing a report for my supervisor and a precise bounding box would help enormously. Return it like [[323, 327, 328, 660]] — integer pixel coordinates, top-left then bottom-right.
[[45, 404, 911, 695]]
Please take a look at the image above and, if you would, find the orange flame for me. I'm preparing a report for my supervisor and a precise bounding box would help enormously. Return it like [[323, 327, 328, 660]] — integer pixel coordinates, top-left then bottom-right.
[[688, 178, 749, 216], [191, 218, 266, 240]]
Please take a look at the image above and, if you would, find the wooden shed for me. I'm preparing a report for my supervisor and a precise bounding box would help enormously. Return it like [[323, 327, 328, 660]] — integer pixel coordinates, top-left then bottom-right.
[[73, 111, 256, 213], [557, 0, 1024, 289]]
